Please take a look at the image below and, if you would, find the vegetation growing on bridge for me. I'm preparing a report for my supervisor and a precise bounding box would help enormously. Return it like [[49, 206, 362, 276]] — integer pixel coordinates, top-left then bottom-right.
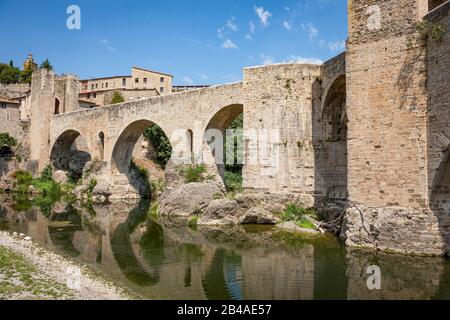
[[143, 125, 173, 168], [278, 203, 319, 230], [224, 114, 243, 193]]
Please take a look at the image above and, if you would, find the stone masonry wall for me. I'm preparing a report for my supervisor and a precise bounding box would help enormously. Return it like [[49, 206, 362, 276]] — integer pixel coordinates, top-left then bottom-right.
[[426, 2, 450, 252], [342, 0, 444, 255], [242, 63, 321, 195]]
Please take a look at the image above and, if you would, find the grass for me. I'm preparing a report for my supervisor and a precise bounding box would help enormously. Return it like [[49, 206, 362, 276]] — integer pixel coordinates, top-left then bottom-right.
[[224, 171, 243, 193], [179, 164, 207, 183], [0, 246, 73, 300], [278, 203, 318, 230]]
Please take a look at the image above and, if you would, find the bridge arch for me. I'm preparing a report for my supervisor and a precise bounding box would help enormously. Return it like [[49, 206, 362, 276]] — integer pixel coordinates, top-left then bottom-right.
[[50, 129, 92, 179], [204, 103, 244, 179], [322, 75, 347, 142], [111, 119, 172, 175]]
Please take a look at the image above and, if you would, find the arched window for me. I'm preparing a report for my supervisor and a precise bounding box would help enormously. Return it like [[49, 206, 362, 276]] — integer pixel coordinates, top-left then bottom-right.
[[54, 98, 60, 115]]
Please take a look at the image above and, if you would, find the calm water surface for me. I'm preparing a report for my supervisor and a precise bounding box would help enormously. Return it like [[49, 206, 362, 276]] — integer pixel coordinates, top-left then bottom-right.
[[1, 197, 450, 300]]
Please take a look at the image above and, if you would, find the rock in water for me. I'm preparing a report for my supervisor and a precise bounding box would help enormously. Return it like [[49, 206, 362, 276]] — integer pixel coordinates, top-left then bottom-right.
[[159, 182, 224, 217]]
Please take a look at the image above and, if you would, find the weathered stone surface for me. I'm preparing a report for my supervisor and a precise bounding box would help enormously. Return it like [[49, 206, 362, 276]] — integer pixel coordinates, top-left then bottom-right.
[[92, 179, 111, 197], [52, 170, 68, 185], [198, 192, 314, 226], [198, 199, 240, 225], [159, 182, 224, 217], [341, 204, 444, 256]]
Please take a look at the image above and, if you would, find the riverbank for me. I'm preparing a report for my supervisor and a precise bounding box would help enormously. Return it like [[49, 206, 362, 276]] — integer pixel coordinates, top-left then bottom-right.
[[0, 231, 129, 300]]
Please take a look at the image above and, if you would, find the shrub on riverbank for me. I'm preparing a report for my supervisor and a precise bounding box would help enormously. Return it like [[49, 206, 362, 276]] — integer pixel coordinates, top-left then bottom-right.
[[179, 164, 207, 183], [279, 203, 318, 230]]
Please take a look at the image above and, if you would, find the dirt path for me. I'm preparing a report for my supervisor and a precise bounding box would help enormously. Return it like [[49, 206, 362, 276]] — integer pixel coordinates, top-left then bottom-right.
[[0, 231, 129, 300]]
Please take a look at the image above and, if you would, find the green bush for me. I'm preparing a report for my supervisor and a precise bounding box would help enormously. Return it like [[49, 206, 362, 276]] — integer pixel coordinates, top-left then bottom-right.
[[0, 132, 17, 148], [280, 203, 316, 221], [110, 91, 125, 104], [40, 166, 53, 181], [143, 125, 172, 168], [224, 171, 243, 193], [180, 164, 207, 183], [13, 170, 33, 193]]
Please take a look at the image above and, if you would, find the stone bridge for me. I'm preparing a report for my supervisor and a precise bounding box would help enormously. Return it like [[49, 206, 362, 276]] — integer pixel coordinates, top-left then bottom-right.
[[44, 60, 347, 199]]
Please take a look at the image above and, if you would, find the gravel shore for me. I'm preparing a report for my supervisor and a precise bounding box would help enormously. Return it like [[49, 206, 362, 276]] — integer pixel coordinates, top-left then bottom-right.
[[0, 231, 129, 300]]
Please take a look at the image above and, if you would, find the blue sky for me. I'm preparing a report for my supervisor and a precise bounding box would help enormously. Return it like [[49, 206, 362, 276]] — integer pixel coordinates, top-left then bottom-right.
[[0, 0, 347, 85]]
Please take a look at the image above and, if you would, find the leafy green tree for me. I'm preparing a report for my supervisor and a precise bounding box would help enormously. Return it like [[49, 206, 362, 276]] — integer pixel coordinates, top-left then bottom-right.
[[0, 133, 18, 148], [143, 125, 172, 168], [20, 64, 33, 84], [9, 60, 14, 68], [40, 59, 53, 71], [110, 91, 125, 104], [0, 63, 20, 84]]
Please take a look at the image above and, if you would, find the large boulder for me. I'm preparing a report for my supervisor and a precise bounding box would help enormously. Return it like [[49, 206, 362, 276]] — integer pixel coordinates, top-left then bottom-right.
[[198, 199, 240, 225], [159, 182, 224, 217], [52, 170, 69, 185]]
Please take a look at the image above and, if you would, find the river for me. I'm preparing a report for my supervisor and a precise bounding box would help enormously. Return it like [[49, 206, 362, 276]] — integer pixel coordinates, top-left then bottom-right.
[[1, 196, 450, 300]]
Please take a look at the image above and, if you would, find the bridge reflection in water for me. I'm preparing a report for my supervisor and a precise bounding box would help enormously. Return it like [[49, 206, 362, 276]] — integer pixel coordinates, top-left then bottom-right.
[[1, 198, 450, 300]]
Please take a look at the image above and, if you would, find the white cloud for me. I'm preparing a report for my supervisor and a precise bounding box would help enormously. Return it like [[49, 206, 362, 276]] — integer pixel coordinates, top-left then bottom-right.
[[283, 20, 292, 30], [226, 17, 238, 32], [182, 77, 194, 85], [284, 55, 323, 64], [259, 54, 323, 66], [98, 39, 115, 52], [245, 34, 252, 41], [301, 23, 319, 40], [260, 54, 274, 65], [327, 40, 346, 52], [198, 74, 209, 80], [249, 21, 256, 34], [222, 39, 238, 50], [254, 6, 272, 27], [217, 27, 225, 39]]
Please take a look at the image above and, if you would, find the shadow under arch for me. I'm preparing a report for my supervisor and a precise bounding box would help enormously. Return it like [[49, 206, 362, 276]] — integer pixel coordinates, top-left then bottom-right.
[[111, 119, 172, 198], [313, 74, 348, 212], [50, 129, 92, 179], [204, 104, 244, 179]]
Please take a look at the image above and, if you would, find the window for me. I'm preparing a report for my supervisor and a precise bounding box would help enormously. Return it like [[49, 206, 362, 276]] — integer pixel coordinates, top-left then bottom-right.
[[0, 103, 6, 109], [122, 78, 127, 86], [102, 83, 104, 88], [160, 87, 165, 94], [135, 78, 139, 84], [6, 112, 10, 120], [87, 94, 91, 99], [143, 78, 148, 84], [96, 84, 98, 89], [105, 82, 108, 88], [91, 84, 95, 90], [160, 77, 165, 83], [93, 93, 97, 98]]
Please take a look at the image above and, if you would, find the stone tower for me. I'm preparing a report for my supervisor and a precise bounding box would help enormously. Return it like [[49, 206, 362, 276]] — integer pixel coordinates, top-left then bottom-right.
[[29, 69, 79, 171], [342, 0, 445, 255]]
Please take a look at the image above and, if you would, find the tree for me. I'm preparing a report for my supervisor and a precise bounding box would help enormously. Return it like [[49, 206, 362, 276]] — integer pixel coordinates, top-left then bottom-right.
[[9, 60, 14, 68], [0, 63, 20, 84], [20, 64, 33, 84], [110, 91, 125, 104], [40, 59, 53, 71], [0, 133, 18, 148]]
